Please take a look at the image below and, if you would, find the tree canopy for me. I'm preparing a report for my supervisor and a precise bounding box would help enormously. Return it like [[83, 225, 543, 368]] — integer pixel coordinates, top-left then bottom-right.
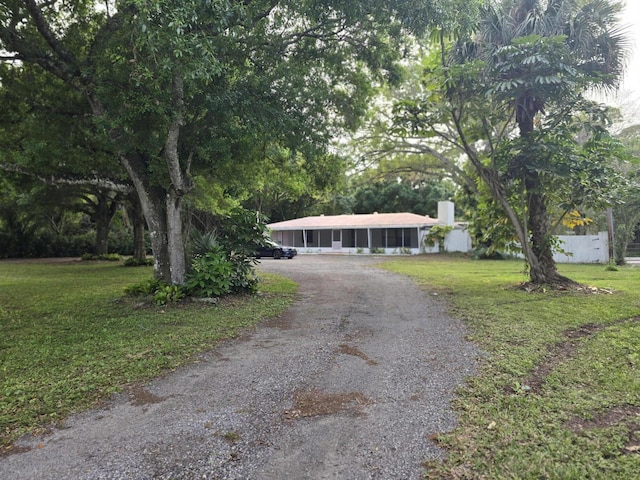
[[392, 0, 630, 285], [1, 0, 447, 284], [2, 0, 632, 289]]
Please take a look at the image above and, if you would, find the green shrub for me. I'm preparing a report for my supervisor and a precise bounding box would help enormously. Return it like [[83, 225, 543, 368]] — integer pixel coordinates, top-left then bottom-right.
[[472, 246, 508, 260], [185, 209, 264, 297], [185, 247, 234, 297], [124, 257, 153, 267], [423, 225, 454, 252], [151, 284, 185, 305], [1, 230, 96, 258], [228, 255, 259, 294], [81, 253, 122, 261], [124, 278, 186, 306], [124, 278, 163, 296], [184, 248, 258, 299]]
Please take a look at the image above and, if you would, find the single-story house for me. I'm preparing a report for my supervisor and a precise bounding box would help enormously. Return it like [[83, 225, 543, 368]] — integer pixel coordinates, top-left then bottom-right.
[[267, 201, 472, 254]]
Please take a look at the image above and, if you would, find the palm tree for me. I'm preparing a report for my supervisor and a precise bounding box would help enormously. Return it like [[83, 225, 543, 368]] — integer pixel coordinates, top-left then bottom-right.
[[475, 0, 629, 284]]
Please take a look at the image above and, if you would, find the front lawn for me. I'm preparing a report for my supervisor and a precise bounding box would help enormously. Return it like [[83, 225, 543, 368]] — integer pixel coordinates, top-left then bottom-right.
[[0, 260, 296, 449], [381, 256, 640, 479]]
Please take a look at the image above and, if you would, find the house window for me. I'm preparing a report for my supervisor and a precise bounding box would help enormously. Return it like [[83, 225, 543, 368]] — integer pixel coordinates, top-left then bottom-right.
[[387, 228, 403, 248], [371, 229, 384, 248], [343, 229, 356, 248], [356, 229, 368, 248], [404, 228, 418, 248], [306, 230, 314, 246], [319, 230, 332, 247]]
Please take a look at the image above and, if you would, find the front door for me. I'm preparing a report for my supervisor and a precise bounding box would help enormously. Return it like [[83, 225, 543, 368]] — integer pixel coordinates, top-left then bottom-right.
[[332, 229, 342, 250]]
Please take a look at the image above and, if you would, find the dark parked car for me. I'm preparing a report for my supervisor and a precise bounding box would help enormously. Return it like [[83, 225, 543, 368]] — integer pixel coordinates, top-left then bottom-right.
[[255, 240, 297, 259]]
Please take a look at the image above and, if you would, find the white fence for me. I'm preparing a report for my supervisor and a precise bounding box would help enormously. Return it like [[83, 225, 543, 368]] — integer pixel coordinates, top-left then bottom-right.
[[553, 232, 609, 264], [506, 232, 610, 264], [444, 229, 474, 253], [443, 229, 610, 264]]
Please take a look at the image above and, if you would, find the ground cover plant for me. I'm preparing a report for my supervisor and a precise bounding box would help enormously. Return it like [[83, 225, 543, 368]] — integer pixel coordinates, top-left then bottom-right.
[[0, 260, 296, 450], [381, 256, 640, 479]]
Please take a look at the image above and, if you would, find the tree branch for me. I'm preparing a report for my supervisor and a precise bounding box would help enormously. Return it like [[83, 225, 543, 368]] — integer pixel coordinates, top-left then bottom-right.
[[0, 54, 23, 61], [23, 0, 79, 69], [0, 163, 132, 194], [165, 74, 192, 196]]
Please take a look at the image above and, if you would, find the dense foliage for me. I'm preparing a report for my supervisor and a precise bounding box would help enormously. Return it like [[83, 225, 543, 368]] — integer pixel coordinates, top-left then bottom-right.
[[0, 0, 448, 285], [0, 175, 143, 258], [392, 0, 630, 285], [350, 179, 456, 216]]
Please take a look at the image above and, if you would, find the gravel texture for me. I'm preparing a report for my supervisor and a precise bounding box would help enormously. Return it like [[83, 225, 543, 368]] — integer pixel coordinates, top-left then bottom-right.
[[1, 255, 479, 479]]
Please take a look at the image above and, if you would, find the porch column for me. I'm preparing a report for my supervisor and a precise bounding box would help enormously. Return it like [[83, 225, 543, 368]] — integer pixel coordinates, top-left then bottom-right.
[[303, 229, 308, 249], [367, 228, 372, 250]]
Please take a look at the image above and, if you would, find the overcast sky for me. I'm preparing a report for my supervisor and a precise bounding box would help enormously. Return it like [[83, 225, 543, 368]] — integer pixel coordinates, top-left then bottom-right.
[[607, 0, 640, 123]]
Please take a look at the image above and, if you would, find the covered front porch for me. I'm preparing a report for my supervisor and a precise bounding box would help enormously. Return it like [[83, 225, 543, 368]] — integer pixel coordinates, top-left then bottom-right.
[[270, 226, 422, 254], [266, 205, 464, 255]]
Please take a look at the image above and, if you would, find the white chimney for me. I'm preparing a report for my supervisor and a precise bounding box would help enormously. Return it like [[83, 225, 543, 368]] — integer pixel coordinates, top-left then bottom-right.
[[437, 201, 455, 226]]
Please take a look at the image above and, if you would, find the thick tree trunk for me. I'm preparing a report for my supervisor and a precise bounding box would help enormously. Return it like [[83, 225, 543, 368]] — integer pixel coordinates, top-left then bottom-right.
[[95, 211, 110, 255], [141, 188, 172, 281], [120, 153, 172, 281], [161, 74, 190, 286], [88, 71, 190, 284], [525, 173, 562, 284], [128, 193, 147, 262], [118, 75, 191, 285], [94, 191, 119, 255], [516, 99, 568, 285], [144, 190, 172, 281], [166, 189, 186, 285]]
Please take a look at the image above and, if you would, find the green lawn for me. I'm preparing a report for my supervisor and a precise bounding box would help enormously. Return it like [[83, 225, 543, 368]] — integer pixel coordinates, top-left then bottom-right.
[[2, 257, 639, 477], [0, 260, 296, 448], [380, 256, 640, 480]]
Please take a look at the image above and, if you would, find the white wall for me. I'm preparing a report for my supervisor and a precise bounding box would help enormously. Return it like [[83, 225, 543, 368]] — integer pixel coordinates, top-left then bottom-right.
[[434, 229, 609, 263], [418, 226, 473, 254], [509, 232, 610, 264], [444, 229, 473, 252], [553, 232, 609, 264]]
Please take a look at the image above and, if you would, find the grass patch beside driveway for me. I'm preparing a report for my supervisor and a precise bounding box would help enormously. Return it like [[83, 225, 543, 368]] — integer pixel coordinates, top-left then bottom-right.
[[0, 260, 296, 449], [381, 256, 640, 479]]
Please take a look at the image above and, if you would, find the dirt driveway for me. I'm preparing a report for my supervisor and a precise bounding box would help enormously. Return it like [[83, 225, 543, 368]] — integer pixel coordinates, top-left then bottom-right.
[[1, 255, 478, 479]]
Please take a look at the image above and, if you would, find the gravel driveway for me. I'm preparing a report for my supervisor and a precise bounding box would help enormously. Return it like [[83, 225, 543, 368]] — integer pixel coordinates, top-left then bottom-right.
[[1, 255, 478, 479]]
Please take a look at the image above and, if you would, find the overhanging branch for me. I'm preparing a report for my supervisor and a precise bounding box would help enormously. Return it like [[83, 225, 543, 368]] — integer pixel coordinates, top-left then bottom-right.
[[23, 0, 79, 69], [0, 163, 132, 194]]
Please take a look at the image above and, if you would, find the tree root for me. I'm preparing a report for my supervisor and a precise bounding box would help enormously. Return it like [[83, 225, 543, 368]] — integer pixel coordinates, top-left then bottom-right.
[[515, 279, 614, 294]]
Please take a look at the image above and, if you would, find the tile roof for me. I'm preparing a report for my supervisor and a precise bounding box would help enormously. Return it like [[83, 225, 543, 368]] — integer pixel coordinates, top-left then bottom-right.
[[268, 212, 440, 230]]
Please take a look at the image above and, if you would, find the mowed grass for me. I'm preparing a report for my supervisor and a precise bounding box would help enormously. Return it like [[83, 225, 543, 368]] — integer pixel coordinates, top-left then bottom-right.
[[380, 256, 640, 479], [0, 260, 296, 449]]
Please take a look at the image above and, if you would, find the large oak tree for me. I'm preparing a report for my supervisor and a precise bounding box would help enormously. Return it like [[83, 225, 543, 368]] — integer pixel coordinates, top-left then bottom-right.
[[1, 0, 442, 283]]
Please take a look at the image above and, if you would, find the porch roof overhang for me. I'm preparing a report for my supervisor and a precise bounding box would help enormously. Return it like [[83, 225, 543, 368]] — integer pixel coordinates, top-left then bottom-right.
[[267, 212, 440, 231]]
